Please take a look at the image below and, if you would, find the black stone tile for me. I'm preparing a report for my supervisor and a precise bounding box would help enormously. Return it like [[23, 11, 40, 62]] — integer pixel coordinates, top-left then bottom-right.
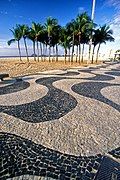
[[95, 156, 120, 180], [0, 81, 30, 95], [111, 68, 120, 71], [72, 81, 120, 112], [0, 77, 77, 122], [105, 71, 120, 76], [108, 147, 120, 159], [84, 74, 115, 81], [0, 63, 120, 180], [78, 66, 116, 81], [0, 132, 103, 179], [39, 71, 80, 76]]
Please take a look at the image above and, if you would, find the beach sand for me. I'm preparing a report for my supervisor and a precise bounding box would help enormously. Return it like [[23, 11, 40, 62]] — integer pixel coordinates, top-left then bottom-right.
[[0, 57, 102, 77]]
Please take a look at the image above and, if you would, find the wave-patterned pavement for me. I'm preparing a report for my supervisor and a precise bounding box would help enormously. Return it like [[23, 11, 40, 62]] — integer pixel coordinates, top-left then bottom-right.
[[0, 62, 120, 179]]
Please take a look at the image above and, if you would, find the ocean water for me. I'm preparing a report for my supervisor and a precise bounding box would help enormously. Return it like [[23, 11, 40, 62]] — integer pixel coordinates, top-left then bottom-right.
[[0, 56, 26, 58]]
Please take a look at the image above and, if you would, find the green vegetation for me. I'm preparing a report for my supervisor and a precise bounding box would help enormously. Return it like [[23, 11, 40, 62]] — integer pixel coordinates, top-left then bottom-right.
[[8, 25, 23, 61], [114, 49, 120, 60], [8, 12, 114, 63]]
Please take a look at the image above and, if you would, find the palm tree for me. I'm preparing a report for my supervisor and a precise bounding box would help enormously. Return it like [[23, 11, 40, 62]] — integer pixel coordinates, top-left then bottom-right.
[[81, 31, 89, 63], [66, 20, 78, 63], [37, 30, 45, 61], [49, 25, 60, 61], [28, 28, 36, 61], [31, 22, 44, 61], [91, 29, 99, 63], [40, 30, 48, 61], [45, 17, 58, 62], [76, 12, 91, 63], [19, 24, 30, 62], [60, 27, 71, 63], [8, 25, 22, 61], [74, 35, 79, 62], [92, 25, 114, 63], [87, 21, 97, 62], [52, 25, 61, 61]]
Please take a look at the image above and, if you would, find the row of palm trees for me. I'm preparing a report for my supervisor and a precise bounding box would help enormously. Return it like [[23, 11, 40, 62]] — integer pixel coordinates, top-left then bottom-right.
[[8, 12, 114, 63]]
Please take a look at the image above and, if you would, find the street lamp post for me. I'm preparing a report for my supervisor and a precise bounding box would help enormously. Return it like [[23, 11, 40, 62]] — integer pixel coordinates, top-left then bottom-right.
[[91, 0, 96, 21], [88, 0, 96, 63]]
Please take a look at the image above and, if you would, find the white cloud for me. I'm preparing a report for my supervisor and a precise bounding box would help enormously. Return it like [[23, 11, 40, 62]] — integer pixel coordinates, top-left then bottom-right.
[[93, 15, 120, 57], [0, 11, 8, 15], [104, 0, 120, 10], [0, 38, 34, 56], [78, 7, 85, 13], [100, 0, 120, 54], [0, 47, 33, 56], [109, 14, 120, 42]]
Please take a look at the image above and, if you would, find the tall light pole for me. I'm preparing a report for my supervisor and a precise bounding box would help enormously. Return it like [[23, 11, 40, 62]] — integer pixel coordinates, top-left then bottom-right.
[[91, 0, 96, 21], [88, 0, 96, 62]]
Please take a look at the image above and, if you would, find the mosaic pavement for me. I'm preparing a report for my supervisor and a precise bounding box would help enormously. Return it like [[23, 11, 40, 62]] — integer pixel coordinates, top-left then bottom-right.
[[0, 62, 120, 179]]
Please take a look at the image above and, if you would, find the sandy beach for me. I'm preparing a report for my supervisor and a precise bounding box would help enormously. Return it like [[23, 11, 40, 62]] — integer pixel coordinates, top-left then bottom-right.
[[0, 57, 102, 77]]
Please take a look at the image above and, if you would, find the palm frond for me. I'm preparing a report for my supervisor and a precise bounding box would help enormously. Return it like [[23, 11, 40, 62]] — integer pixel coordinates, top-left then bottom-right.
[[7, 39, 16, 45]]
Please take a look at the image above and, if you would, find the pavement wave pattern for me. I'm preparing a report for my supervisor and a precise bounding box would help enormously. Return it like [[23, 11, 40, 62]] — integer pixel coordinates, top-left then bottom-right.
[[0, 62, 120, 180], [0, 81, 30, 95]]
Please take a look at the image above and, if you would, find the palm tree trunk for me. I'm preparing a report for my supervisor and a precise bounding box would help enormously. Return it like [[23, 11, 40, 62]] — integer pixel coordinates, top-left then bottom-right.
[[44, 45, 47, 61], [65, 49, 67, 63], [88, 43, 92, 62], [23, 38, 29, 62], [78, 44, 81, 64], [37, 41, 39, 62], [33, 41, 36, 61], [53, 46, 55, 61], [40, 42, 43, 61], [96, 43, 101, 63], [92, 45, 95, 64], [48, 35, 51, 62], [76, 45, 78, 62], [52, 46, 53, 61], [71, 34, 74, 63], [18, 40, 22, 61], [78, 33, 81, 63], [81, 44, 85, 63], [43, 43, 45, 61], [56, 44, 58, 62], [114, 54, 116, 61], [68, 48, 70, 62], [49, 46, 51, 62]]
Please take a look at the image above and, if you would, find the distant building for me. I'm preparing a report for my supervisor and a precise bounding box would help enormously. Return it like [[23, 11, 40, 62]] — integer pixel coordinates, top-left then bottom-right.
[[114, 50, 120, 60], [31, 54, 37, 57]]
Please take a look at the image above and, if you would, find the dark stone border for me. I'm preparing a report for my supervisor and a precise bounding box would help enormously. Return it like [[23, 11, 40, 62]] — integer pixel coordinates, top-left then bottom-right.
[[0, 81, 30, 95], [88, 67, 100, 70], [0, 133, 119, 180], [0, 73, 9, 81], [83, 74, 115, 81], [105, 71, 120, 76], [0, 77, 77, 123], [95, 156, 120, 180], [72, 81, 120, 112], [111, 69, 120, 72], [0, 132, 103, 180], [78, 69, 115, 81], [39, 71, 80, 76], [108, 147, 120, 159]]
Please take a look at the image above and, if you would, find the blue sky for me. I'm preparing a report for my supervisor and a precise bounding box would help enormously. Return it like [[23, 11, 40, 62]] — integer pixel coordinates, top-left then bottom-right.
[[0, 0, 120, 57]]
